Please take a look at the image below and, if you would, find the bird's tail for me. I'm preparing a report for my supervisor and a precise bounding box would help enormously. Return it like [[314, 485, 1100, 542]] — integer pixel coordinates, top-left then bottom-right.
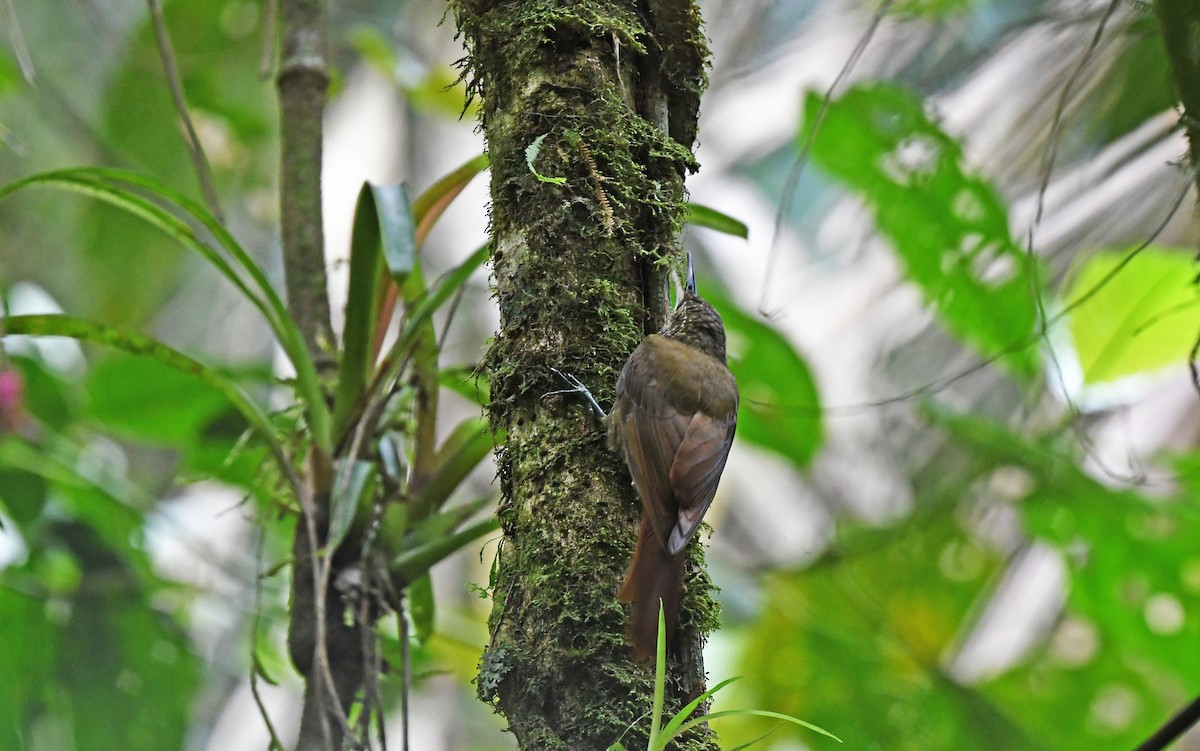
[[617, 514, 685, 662]]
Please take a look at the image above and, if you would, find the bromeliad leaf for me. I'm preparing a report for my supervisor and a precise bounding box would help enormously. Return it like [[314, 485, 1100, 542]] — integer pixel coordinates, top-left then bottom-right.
[[802, 84, 1040, 376], [412, 153, 489, 246], [390, 515, 498, 584], [410, 416, 495, 518], [327, 460, 378, 552], [334, 182, 417, 437], [406, 573, 436, 644]]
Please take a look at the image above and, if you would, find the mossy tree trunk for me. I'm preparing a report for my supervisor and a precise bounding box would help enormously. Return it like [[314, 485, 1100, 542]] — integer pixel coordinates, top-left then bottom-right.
[[450, 2, 719, 749]]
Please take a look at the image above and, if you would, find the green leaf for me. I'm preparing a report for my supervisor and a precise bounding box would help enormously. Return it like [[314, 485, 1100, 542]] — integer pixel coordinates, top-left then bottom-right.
[[684, 710, 840, 742], [390, 515, 499, 583], [2, 314, 294, 483], [1062, 246, 1200, 384], [0, 168, 331, 456], [704, 288, 823, 467], [684, 202, 749, 238], [373, 183, 418, 283], [8, 354, 73, 432], [407, 573, 435, 644], [374, 244, 490, 397], [411, 153, 490, 246], [333, 181, 413, 437], [803, 84, 1040, 375], [440, 365, 489, 406], [84, 353, 234, 444], [649, 601, 667, 751], [327, 460, 378, 552], [396, 495, 495, 552], [411, 416, 495, 518], [660, 677, 741, 741], [526, 134, 567, 185]]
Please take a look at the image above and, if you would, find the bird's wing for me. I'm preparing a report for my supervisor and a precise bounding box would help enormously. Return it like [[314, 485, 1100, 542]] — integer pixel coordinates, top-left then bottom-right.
[[666, 409, 736, 555], [620, 377, 690, 549]]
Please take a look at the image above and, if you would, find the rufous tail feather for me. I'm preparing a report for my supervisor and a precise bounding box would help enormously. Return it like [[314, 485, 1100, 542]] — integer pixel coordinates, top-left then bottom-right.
[[618, 514, 685, 661]]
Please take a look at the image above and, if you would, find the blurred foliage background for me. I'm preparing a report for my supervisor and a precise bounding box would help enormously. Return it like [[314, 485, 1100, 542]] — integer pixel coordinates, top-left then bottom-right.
[[2, 0, 1199, 749]]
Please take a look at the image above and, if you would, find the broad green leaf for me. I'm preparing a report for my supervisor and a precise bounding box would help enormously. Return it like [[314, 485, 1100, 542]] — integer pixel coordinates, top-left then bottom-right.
[[726, 511, 1016, 751], [704, 288, 822, 467], [374, 183, 418, 283], [1062, 246, 1200, 384], [327, 460, 378, 552], [684, 202, 749, 238], [53, 522, 200, 751], [803, 84, 1039, 375], [1, 314, 294, 483], [84, 353, 234, 444], [928, 406, 1200, 749], [0, 589, 56, 748], [334, 182, 406, 437]]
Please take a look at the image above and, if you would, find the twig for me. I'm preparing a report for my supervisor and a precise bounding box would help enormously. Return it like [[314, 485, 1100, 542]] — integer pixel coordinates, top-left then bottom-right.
[[1133, 694, 1200, 751], [146, 0, 224, 222], [760, 0, 897, 318], [1032, 0, 1122, 226], [250, 527, 287, 751]]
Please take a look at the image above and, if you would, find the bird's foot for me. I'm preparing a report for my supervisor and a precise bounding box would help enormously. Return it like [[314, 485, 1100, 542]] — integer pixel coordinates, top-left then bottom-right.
[[545, 368, 608, 420]]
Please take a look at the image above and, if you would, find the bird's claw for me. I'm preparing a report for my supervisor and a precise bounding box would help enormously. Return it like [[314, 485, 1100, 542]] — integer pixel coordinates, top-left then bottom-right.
[[546, 367, 608, 420]]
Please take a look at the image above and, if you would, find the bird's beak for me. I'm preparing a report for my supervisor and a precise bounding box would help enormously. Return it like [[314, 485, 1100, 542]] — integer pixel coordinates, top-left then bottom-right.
[[685, 252, 696, 296]]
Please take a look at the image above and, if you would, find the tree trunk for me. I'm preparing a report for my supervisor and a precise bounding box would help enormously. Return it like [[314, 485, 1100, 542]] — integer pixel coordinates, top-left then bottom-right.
[[451, 2, 718, 749], [1155, 0, 1200, 197]]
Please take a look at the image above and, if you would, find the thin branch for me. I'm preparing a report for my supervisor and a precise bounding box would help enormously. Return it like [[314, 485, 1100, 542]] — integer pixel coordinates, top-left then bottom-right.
[[1133, 694, 1200, 751], [1032, 0, 1122, 226], [760, 0, 897, 318], [146, 0, 224, 222], [251, 528, 287, 751]]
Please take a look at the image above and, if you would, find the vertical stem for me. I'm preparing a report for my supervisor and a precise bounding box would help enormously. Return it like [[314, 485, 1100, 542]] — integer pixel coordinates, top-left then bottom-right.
[[277, 0, 335, 365], [275, 3, 351, 751]]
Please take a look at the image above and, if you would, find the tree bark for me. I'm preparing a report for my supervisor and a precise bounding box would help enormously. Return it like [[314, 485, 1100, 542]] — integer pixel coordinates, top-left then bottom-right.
[[1155, 0, 1200, 197], [451, 2, 717, 749]]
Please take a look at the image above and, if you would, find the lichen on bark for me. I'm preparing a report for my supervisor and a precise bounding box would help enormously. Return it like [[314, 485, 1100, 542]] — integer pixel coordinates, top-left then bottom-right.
[[450, 1, 718, 749]]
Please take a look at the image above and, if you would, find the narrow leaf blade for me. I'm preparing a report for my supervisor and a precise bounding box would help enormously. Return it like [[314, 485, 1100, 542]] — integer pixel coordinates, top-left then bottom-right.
[[685, 202, 749, 238]]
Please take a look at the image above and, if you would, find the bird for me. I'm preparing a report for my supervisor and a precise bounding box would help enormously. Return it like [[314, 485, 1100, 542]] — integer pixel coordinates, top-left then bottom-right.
[[606, 255, 738, 661]]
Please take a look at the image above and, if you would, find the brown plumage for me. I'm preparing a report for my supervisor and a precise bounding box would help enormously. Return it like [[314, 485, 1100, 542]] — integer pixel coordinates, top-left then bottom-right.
[[608, 267, 738, 661]]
